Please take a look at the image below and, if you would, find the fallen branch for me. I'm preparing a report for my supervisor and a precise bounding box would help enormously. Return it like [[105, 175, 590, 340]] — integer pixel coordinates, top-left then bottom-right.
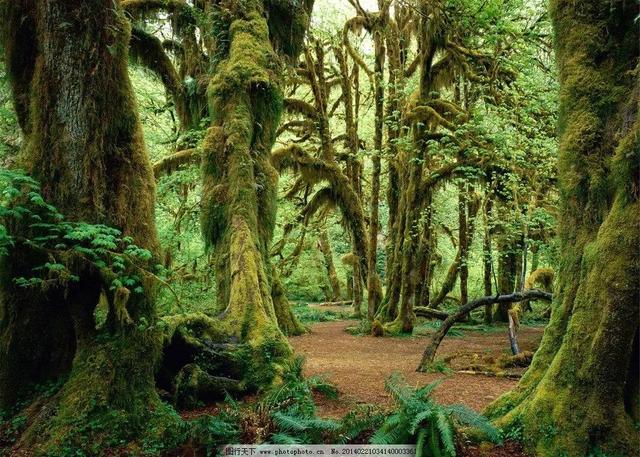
[[416, 289, 552, 371], [311, 300, 353, 307], [456, 370, 522, 380], [414, 307, 450, 321]]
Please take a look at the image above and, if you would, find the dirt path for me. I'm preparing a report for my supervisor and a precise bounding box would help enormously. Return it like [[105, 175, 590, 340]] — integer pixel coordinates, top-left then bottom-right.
[[290, 319, 544, 418]]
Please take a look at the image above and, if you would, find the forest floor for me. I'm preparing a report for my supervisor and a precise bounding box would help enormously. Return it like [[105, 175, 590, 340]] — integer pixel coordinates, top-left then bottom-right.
[[289, 310, 545, 418], [289, 309, 543, 456]]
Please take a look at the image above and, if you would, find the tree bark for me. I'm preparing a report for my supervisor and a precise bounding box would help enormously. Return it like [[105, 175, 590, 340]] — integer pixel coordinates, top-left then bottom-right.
[[199, 0, 311, 376], [367, 28, 385, 320], [483, 198, 494, 323], [318, 229, 342, 301], [0, 0, 173, 450]]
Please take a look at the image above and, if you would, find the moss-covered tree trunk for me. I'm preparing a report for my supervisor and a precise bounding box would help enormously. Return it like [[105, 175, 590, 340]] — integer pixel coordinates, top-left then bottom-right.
[[0, 0, 175, 451], [493, 238, 521, 322], [482, 198, 494, 324], [367, 28, 385, 320], [318, 229, 342, 301], [200, 0, 311, 357], [486, 1, 639, 455]]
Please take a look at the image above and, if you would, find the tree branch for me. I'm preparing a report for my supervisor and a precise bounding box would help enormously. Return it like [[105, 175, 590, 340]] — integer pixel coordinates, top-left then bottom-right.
[[153, 148, 199, 177], [417, 289, 552, 371]]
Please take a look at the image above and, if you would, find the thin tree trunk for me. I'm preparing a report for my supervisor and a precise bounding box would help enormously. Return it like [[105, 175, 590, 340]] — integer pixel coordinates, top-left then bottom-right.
[[459, 183, 469, 306], [483, 198, 494, 324], [367, 29, 385, 320], [318, 230, 342, 301], [418, 290, 552, 370]]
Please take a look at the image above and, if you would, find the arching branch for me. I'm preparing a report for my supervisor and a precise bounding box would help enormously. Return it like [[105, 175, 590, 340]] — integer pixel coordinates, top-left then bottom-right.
[[271, 145, 369, 281], [283, 98, 318, 120], [121, 0, 195, 23], [129, 27, 190, 127], [342, 17, 374, 79], [417, 289, 552, 371], [153, 148, 199, 177]]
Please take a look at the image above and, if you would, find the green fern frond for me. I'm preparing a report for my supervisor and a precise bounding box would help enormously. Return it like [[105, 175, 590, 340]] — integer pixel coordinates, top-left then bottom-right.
[[415, 429, 427, 457], [305, 417, 340, 431], [436, 410, 455, 457], [415, 380, 444, 400], [273, 411, 308, 432], [410, 409, 434, 434], [270, 432, 302, 444], [384, 373, 415, 406], [445, 404, 502, 444]]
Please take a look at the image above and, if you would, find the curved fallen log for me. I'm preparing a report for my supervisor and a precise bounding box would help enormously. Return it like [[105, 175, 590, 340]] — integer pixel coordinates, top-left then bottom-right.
[[416, 289, 552, 371]]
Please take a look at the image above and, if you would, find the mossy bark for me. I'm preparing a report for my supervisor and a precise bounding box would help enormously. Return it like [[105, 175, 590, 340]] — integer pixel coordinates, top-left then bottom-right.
[[482, 198, 494, 323], [366, 25, 386, 320], [200, 0, 311, 377], [493, 237, 522, 322], [0, 0, 177, 451], [318, 230, 342, 301], [486, 1, 639, 455]]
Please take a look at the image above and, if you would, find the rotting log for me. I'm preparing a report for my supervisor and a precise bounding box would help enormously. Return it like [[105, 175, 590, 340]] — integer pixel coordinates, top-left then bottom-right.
[[417, 289, 552, 371]]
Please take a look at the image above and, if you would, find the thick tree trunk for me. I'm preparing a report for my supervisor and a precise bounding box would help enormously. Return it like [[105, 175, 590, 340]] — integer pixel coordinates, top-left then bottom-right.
[[200, 0, 311, 374], [0, 0, 173, 451], [486, 1, 639, 455]]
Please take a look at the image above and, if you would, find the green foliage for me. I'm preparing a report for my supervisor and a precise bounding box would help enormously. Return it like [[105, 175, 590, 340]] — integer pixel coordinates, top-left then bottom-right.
[[202, 357, 340, 445], [0, 169, 162, 296], [293, 303, 350, 323], [372, 374, 501, 457]]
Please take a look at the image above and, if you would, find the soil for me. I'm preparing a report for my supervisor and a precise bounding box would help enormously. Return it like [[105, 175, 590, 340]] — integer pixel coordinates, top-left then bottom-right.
[[289, 319, 544, 417]]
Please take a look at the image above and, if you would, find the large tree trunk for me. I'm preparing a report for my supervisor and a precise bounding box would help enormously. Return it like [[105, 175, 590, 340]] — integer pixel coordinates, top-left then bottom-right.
[[367, 28, 385, 320], [486, 1, 639, 455], [199, 0, 311, 368], [0, 0, 174, 451]]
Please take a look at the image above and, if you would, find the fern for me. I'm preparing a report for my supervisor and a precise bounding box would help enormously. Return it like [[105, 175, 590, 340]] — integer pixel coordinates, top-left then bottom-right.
[[436, 410, 455, 456], [0, 169, 163, 303], [270, 432, 301, 444], [444, 404, 502, 444], [272, 411, 309, 432], [372, 373, 500, 457]]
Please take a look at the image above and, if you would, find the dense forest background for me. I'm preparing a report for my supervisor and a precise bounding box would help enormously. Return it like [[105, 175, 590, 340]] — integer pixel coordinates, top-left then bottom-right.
[[0, 0, 637, 456]]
